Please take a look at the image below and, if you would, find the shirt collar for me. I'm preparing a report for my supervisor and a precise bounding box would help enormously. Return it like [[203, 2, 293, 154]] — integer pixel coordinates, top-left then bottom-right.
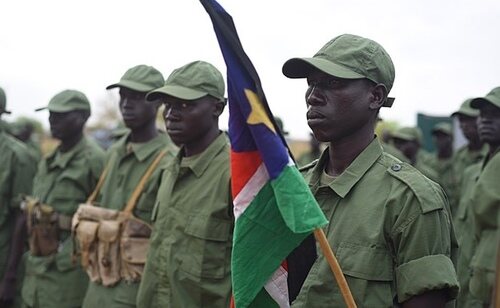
[[177, 132, 229, 178], [309, 137, 383, 198], [117, 133, 170, 162], [47, 137, 88, 169]]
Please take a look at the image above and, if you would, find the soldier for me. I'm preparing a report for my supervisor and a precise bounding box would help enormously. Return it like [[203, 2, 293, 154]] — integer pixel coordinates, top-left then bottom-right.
[[428, 122, 460, 213], [466, 87, 500, 306], [81, 65, 177, 307], [0, 87, 37, 307], [451, 99, 487, 186], [137, 61, 233, 307], [10, 118, 42, 161], [282, 34, 458, 307], [391, 126, 439, 181], [20, 90, 105, 308]]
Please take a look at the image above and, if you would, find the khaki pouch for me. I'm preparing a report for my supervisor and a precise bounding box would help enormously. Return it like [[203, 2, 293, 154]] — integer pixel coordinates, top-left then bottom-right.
[[75, 220, 100, 282], [120, 217, 152, 282], [97, 220, 121, 287], [29, 224, 59, 256]]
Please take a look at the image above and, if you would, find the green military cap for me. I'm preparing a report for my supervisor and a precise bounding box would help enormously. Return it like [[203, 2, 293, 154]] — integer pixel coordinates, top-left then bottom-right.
[[282, 34, 396, 107], [391, 127, 423, 143], [147, 60, 225, 102], [432, 122, 452, 136], [470, 86, 500, 109], [0, 87, 12, 114], [451, 98, 479, 117], [36, 89, 91, 113], [107, 65, 165, 93]]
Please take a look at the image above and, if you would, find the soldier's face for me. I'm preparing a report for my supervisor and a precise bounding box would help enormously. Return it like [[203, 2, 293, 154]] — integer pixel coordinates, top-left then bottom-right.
[[432, 132, 453, 152], [477, 104, 500, 146], [162, 95, 218, 146], [393, 138, 419, 160], [458, 114, 480, 143], [304, 71, 375, 143], [119, 88, 157, 130], [49, 111, 85, 140]]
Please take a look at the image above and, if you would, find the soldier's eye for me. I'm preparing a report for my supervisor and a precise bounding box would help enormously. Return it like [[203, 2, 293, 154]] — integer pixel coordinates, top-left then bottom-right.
[[181, 103, 189, 109]]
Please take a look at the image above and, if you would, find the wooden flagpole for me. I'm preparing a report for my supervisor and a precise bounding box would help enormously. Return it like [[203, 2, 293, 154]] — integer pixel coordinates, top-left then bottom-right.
[[314, 228, 357, 308]]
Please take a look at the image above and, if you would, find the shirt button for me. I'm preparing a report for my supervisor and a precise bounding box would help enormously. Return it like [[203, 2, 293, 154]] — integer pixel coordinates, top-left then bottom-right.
[[391, 164, 402, 171]]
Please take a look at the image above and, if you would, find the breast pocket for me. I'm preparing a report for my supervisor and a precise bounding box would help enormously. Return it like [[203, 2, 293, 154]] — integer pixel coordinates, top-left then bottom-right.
[[50, 177, 88, 215], [336, 242, 395, 307], [180, 214, 232, 279]]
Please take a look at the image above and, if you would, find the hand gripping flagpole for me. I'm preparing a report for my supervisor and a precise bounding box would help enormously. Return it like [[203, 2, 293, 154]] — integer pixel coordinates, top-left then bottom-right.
[[314, 229, 357, 308]]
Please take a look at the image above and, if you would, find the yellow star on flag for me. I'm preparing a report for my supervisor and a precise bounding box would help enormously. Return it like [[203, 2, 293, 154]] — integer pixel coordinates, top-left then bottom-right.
[[245, 89, 276, 133]]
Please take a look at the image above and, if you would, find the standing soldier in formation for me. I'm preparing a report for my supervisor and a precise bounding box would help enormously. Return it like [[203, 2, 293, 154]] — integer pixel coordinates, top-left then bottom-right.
[[81, 65, 177, 307], [137, 61, 233, 307], [428, 122, 459, 213], [467, 87, 500, 307], [282, 34, 459, 307], [21, 90, 105, 307], [0, 87, 37, 308], [10, 118, 42, 162], [451, 99, 487, 187]]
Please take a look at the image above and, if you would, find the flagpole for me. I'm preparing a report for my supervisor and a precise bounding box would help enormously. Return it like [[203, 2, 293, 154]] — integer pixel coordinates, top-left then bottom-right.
[[313, 228, 357, 308]]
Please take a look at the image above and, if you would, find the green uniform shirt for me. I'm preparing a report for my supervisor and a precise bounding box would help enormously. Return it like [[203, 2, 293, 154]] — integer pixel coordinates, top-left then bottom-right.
[[82, 132, 176, 308], [137, 133, 233, 308], [452, 144, 488, 189], [0, 130, 37, 279], [381, 142, 410, 163], [427, 156, 460, 215], [454, 163, 483, 308], [293, 138, 459, 307], [22, 137, 104, 308], [469, 151, 500, 304]]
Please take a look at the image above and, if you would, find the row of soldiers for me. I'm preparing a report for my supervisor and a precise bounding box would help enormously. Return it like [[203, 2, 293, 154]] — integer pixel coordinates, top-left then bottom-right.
[[0, 33, 498, 307]]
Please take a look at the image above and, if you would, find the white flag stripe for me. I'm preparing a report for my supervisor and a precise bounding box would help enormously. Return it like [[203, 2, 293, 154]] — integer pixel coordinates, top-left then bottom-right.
[[264, 265, 290, 308], [233, 163, 269, 220]]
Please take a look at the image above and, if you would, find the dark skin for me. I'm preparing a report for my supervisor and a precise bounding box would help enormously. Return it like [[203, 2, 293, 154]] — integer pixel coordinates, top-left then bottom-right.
[[161, 95, 224, 157], [432, 131, 453, 159], [0, 110, 89, 303], [457, 114, 483, 150], [304, 70, 448, 307], [118, 87, 161, 143], [477, 103, 500, 157], [392, 138, 419, 165]]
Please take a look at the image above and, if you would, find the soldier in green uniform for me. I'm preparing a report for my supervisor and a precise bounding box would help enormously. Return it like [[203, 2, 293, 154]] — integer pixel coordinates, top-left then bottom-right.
[[455, 162, 483, 308], [137, 61, 233, 307], [81, 65, 177, 308], [466, 87, 500, 306], [21, 90, 105, 308], [391, 126, 439, 181], [451, 99, 488, 187], [10, 118, 42, 161], [428, 122, 460, 214], [282, 34, 458, 307], [0, 87, 37, 307]]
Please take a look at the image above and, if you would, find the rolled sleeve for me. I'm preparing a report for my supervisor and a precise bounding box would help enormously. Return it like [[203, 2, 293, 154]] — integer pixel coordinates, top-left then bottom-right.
[[396, 254, 459, 303]]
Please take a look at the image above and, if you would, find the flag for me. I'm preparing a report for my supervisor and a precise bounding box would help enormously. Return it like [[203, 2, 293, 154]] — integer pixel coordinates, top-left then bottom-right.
[[200, 0, 328, 307]]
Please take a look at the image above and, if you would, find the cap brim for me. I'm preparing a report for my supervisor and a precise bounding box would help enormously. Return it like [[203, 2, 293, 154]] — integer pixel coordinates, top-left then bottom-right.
[[391, 132, 414, 141], [282, 57, 365, 79], [35, 107, 47, 112], [1, 110, 12, 115], [451, 110, 478, 117], [146, 85, 207, 101], [106, 80, 154, 93], [471, 97, 500, 109]]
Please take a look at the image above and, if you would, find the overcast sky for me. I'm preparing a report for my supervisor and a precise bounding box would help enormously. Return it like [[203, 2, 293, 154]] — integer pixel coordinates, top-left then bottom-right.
[[1, 0, 499, 139]]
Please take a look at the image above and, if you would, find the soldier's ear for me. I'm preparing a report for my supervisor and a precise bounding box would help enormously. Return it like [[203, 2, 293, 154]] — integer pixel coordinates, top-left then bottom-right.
[[213, 99, 225, 118], [369, 83, 387, 110]]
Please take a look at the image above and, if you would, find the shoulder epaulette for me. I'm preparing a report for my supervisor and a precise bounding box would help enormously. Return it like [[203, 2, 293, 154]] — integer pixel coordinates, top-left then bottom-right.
[[386, 162, 445, 214]]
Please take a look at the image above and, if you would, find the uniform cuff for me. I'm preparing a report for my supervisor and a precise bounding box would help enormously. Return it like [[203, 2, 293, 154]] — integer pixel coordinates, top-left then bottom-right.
[[396, 254, 459, 303]]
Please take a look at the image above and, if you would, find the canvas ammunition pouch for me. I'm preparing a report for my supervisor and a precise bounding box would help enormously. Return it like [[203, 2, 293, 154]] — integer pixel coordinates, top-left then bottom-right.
[[23, 197, 73, 257], [72, 150, 165, 286]]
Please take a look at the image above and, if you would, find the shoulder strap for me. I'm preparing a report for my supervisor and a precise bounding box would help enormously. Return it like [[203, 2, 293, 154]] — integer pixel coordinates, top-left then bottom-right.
[[123, 150, 167, 214], [86, 155, 115, 204]]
